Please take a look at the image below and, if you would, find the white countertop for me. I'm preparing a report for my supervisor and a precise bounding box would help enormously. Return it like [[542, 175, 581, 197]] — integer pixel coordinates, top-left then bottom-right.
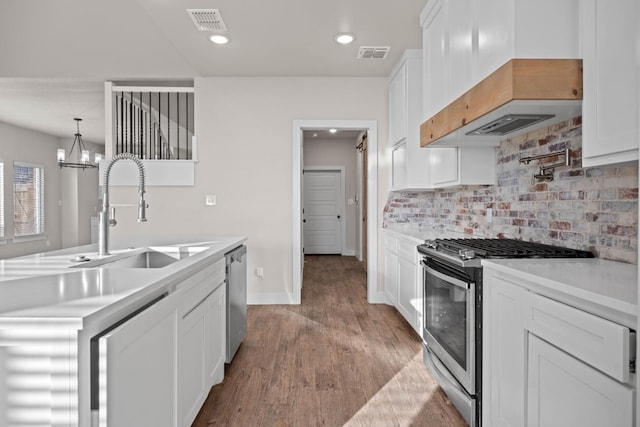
[[0, 236, 246, 329], [384, 224, 470, 243], [482, 258, 638, 328]]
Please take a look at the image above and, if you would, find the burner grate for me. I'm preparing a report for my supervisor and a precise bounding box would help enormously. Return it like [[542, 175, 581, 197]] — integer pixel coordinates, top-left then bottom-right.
[[435, 238, 594, 259]]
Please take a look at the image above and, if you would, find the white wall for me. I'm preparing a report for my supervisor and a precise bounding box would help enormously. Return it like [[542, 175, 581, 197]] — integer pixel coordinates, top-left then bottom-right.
[[0, 122, 63, 259], [108, 76, 389, 303], [59, 137, 100, 248], [303, 137, 358, 255]]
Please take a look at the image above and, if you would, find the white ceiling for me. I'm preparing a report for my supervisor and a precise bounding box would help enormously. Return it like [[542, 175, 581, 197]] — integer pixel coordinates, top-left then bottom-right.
[[0, 0, 425, 142]]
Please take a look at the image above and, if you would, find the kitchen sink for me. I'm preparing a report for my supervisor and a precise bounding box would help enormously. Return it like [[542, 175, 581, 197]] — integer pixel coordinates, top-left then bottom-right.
[[97, 250, 179, 269], [69, 245, 210, 269]]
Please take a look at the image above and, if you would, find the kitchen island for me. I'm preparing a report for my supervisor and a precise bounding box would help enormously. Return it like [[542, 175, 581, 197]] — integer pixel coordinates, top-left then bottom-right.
[[0, 236, 246, 427]]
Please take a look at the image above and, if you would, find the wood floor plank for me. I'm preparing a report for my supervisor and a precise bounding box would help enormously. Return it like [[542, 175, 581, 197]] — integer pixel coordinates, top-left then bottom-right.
[[192, 255, 467, 427]]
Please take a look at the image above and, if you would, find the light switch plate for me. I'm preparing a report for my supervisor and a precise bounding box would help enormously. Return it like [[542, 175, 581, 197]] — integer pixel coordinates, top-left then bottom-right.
[[205, 195, 216, 206]]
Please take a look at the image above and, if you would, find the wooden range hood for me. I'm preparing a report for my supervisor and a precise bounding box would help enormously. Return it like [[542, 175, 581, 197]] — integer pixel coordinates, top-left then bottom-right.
[[420, 59, 583, 147]]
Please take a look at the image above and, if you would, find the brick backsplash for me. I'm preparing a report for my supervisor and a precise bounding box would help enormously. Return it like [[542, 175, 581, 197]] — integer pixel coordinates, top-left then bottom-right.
[[383, 117, 639, 263]]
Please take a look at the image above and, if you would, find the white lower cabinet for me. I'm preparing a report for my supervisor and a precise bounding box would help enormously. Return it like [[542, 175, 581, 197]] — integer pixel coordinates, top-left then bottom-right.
[[483, 275, 526, 427], [483, 268, 636, 427], [397, 256, 416, 326], [98, 294, 180, 427], [527, 334, 634, 427], [177, 260, 226, 427], [98, 259, 227, 427], [206, 284, 226, 387], [384, 236, 398, 306], [384, 232, 423, 337]]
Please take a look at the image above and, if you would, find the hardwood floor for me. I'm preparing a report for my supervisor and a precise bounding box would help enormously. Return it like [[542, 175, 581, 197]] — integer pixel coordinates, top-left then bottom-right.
[[192, 255, 466, 427]]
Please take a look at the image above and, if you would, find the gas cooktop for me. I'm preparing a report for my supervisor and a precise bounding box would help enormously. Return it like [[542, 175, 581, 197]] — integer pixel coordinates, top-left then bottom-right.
[[418, 238, 594, 267]]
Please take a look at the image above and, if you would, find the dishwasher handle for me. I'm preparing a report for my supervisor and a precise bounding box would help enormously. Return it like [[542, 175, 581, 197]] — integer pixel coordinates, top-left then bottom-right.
[[226, 245, 247, 265]]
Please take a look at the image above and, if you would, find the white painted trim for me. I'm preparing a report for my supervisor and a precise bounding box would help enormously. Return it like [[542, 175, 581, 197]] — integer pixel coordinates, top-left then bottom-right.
[[368, 291, 388, 304], [98, 160, 196, 186], [342, 249, 356, 256], [293, 120, 378, 304], [248, 292, 299, 305], [303, 166, 346, 255], [111, 86, 195, 93], [104, 82, 114, 158]]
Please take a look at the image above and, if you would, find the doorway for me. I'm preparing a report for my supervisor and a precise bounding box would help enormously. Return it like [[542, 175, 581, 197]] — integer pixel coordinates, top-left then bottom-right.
[[303, 169, 344, 255], [292, 119, 380, 304]]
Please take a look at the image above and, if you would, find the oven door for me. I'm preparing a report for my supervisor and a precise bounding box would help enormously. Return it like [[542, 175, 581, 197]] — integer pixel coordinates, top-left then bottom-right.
[[422, 258, 476, 395]]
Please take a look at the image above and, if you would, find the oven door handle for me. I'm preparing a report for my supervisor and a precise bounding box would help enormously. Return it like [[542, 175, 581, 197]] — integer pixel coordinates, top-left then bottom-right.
[[421, 261, 471, 290]]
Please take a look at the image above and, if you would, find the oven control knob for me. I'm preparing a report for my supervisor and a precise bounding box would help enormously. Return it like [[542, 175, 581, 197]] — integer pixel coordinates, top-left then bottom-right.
[[459, 249, 476, 260], [425, 239, 438, 249]]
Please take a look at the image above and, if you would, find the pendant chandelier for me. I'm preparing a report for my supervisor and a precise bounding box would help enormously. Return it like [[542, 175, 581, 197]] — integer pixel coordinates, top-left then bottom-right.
[[57, 118, 103, 169]]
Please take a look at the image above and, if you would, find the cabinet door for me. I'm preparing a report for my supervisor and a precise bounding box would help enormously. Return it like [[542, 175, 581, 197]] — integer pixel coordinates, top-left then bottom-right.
[[206, 284, 226, 387], [447, 0, 474, 100], [391, 142, 407, 189], [98, 295, 178, 427], [397, 256, 416, 328], [389, 65, 407, 146], [582, 0, 640, 166], [179, 293, 210, 427], [422, 0, 447, 119], [430, 147, 459, 186], [475, 0, 513, 82], [384, 250, 398, 305], [527, 334, 635, 427], [483, 274, 526, 427]]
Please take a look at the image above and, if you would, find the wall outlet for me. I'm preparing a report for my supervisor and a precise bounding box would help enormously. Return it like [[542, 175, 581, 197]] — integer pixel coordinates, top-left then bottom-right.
[[205, 195, 216, 206], [487, 208, 493, 223], [255, 267, 264, 278]]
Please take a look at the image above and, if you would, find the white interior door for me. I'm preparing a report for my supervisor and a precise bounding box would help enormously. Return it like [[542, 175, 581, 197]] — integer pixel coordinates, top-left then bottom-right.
[[303, 170, 343, 254]]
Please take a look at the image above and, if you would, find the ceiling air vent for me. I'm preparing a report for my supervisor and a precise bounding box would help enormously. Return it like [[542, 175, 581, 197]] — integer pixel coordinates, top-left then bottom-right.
[[186, 9, 227, 32], [465, 114, 556, 136], [357, 46, 390, 60]]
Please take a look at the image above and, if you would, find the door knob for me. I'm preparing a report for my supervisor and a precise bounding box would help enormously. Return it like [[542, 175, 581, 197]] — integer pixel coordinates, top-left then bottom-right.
[[303, 219, 306, 223], [337, 215, 341, 219]]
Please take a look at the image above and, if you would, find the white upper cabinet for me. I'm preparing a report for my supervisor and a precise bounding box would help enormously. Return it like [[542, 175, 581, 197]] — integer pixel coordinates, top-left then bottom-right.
[[389, 50, 432, 190], [422, 0, 447, 119], [581, 0, 640, 167], [389, 64, 408, 146], [421, 0, 581, 121], [429, 147, 495, 188], [446, 0, 473, 102]]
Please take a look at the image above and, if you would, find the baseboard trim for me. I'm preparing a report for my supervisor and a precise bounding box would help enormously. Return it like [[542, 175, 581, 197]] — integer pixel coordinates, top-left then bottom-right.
[[248, 292, 300, 305], [342, 249, 356, 256], [367, 290, 388, 304]]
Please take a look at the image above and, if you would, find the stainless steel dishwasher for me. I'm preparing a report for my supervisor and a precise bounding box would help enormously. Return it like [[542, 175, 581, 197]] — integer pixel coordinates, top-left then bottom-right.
[[225, 245, 247, 363]]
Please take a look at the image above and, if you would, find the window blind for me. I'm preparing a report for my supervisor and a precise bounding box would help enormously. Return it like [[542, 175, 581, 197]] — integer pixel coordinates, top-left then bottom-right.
[[13, 162, 44, 238]]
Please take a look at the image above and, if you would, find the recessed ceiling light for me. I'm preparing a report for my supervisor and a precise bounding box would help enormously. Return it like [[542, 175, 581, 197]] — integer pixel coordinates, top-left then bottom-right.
[[209, 34, 230, 44], [334, 33, 356, 45], [313, 133, 318, 137], [329, 128, 338, 133]]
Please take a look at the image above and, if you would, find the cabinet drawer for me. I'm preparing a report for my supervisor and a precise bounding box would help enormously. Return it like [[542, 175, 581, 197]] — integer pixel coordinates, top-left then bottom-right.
[[523, 292, 634, 383], [178, 259, 225, 317], [397, 239, 418, 260]]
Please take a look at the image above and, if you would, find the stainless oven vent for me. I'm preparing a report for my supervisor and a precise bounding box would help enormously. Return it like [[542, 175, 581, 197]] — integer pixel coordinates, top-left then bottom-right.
[[466, 114, 555, 136], [186, 9, 227, 32]]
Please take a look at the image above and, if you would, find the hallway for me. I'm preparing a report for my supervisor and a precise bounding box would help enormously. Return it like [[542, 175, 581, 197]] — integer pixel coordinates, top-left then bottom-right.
[[193, 255, 466, 426]]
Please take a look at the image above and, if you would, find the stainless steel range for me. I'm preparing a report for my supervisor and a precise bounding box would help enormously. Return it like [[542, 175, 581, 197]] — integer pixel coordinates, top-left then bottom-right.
[[417, 238, 593, 427]]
